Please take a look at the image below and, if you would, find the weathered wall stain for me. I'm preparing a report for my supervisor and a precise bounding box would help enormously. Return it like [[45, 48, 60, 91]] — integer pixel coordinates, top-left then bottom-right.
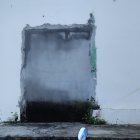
[[20, 22, 96, 122]]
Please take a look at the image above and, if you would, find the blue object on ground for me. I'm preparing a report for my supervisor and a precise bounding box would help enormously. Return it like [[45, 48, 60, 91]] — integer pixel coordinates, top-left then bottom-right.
[[78, 127, 88, 140]]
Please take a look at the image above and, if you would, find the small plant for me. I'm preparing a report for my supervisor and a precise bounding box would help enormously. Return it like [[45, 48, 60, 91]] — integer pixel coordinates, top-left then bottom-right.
[[83, 97, 106, 125]]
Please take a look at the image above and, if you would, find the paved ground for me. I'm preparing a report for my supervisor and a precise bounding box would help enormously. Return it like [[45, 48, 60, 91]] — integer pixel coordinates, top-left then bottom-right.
[[0, 123, 140, 139]]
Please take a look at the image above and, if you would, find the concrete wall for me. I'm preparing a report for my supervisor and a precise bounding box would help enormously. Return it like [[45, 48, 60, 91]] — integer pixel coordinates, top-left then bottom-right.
[[1, 0, 140, 124], [19, 24, 96, 121], [21, 26, 95, 103]]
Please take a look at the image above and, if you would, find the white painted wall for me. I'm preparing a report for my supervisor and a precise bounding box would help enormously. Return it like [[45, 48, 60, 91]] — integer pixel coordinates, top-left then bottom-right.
[[1, 0, 140, 124]]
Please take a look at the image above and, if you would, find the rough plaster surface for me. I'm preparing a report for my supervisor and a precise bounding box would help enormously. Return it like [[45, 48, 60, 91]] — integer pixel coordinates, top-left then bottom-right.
[[21, 24, 96, 103], [20, 24, 96, 121], [24, 33, 92, 102]]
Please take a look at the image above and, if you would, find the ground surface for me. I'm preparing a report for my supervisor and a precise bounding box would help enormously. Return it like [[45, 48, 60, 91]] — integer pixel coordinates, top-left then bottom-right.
[[0, 123, 140, 139]]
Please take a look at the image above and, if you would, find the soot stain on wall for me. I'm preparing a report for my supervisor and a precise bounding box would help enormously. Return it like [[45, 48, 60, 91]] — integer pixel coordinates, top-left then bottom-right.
[[20, 23, 96, 122]]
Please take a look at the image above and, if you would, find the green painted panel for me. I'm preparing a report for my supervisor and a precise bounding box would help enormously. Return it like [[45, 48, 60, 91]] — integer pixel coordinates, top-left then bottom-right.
[[90, 47, 96, 77]]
